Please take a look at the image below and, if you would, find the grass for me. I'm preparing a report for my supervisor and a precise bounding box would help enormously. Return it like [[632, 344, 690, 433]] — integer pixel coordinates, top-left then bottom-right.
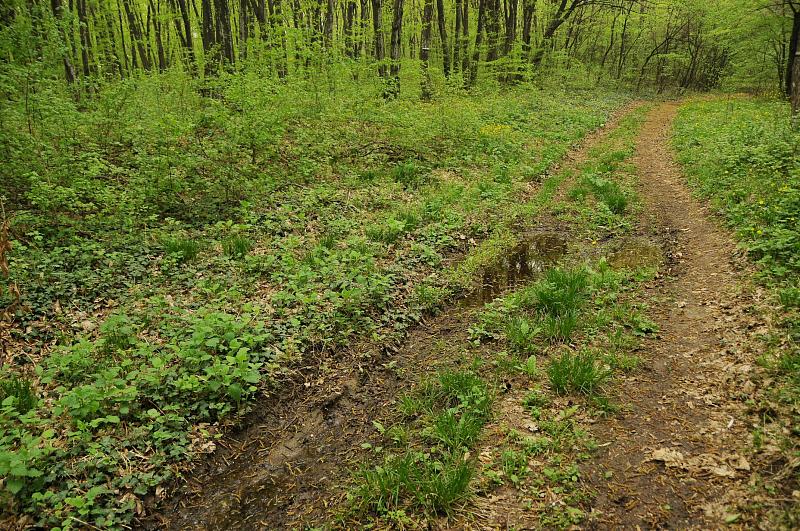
[[0, 375, 37, 414], [353, 369, 491, 517], [529, 268, 590, 317], [163, 237, 202, 262], [222, 235, 253, 258], [547, 350, 610, 395]]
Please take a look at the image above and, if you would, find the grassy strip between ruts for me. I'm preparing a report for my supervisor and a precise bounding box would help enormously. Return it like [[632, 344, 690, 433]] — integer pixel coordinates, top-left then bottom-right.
[[0, 80, 629, 529], [343, 105, 656, 528], [673, 98, 800, 527]]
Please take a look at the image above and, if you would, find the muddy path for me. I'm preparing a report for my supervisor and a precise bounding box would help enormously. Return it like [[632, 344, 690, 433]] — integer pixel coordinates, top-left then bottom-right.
[[580, 102, 764, 528], [146, 104, 641, 530]]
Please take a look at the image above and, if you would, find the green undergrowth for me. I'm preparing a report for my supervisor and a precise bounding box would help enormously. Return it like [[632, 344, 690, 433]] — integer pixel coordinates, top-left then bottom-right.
[[0, 71, 629, 528], [674, 97, 800, 526], [346, 104, 657, 527]]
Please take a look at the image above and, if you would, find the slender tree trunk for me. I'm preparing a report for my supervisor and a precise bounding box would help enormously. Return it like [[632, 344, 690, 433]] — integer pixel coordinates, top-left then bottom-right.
[[521, 0, 535, 60], [239, 0, 249, 59], [486, 0, 499, 62], [468, 0, 486, 86], [51, 0, 78, 84], [503, 0, 517, 56], [323, 0, 334, 47], [149, 0, 168, 70], [123, 0, 152, 70], [76, 0, 92, 77], [372, 0, 387, 77], [435, 0, 450, 77], [176, 0, 196, 72], [460, 0, 468, 73], [358, 0, 369, 56], [345, 0, 357, 56], [388, 0, 404, 95], [454, 0, 462, 71], [214, 0, 235, 65], [787, 11, 800, 98], [420, 0, 433, 98]]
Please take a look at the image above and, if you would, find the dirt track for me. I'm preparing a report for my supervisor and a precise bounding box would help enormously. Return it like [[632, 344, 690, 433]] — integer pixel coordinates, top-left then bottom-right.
[[150, 102, 767, 530], [582, 102, 763, 529]]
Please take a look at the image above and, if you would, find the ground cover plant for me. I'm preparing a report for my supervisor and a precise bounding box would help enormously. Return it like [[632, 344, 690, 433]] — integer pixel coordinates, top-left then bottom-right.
[[0, 72, 629, 527], [2, 0, 800, 527]]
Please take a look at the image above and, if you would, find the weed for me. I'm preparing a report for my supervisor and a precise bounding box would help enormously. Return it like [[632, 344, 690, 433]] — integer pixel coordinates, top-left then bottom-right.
[[542, 313, 580, 343], [547, 350, 610, 395], [531, 268, 589, 317], [163, 237, 201, 262], [504, 316, 538, 353], [223, 235, 253, 258], [0, 375, 37, 414], [356, 451, 473, 516], [392, 161, 426, 189]]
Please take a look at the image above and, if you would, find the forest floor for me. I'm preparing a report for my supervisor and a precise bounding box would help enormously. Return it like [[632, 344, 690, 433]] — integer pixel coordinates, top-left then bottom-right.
[[146, 102, 778, 529]]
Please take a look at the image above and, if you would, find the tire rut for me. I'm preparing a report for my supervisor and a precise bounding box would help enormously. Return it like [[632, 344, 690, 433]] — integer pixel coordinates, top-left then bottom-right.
[[582, 102, 765, 529]]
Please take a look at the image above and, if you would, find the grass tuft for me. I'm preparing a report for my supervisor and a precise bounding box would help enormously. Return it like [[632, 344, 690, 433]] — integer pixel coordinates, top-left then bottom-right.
[[547, 350, 610, 395]]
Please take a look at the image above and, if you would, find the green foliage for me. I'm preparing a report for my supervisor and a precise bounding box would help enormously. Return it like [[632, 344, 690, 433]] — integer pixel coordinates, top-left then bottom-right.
[[0, 73, 627, 526], [353, 370, 491, 517], [547, 350, 610, 395], [163, 237, 202, 263], [675, 100, 800, 288], [530, 268, 590, 317], [222, 235, 253, 258], [0, 375, 37, 414]]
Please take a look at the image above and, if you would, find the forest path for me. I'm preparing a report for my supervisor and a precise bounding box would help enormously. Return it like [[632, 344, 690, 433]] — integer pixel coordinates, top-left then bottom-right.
[[580, 102, 761, 528], [147, 103, 642, 530]]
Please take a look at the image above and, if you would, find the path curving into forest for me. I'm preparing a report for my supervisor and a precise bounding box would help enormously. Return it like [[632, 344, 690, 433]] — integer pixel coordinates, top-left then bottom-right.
[[581, 102, 763, 528], [148, 102, 768, 530]]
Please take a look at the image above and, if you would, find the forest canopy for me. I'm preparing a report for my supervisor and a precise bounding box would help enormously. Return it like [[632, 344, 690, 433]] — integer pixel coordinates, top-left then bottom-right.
[[0, 0, 793, 97]]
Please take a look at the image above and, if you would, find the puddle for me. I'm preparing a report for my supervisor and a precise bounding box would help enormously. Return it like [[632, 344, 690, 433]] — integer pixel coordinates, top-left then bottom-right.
[[608, 239, 663, 270], [466, 232, 568, 305]]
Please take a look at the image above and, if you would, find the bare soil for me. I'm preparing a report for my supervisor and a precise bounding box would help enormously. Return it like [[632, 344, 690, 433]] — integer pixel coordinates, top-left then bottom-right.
[[581, 102, 765, 529]]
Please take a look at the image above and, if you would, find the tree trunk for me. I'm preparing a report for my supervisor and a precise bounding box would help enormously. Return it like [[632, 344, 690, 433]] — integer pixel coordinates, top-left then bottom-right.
[[51, 0, 77, 83], [176, 0, 196, 72], [521, 0, 535, 59], [214, 0, 235, 64], [792, 24, 800, 115], [372, 0, 387, 77], [503, 0, 517, 56], [435, 0, 450, 77], [460, 0, 468, 73], [76, 0, 91, 77], [420, 0, 433, 99], [323, 0, 334, 47], [344, 0, 357, 56], [388, 0, 404, 95], [123, 0, 152, 70], [149, 0, 168, 70], [454, 0, 462, 71], [486, 0, 499, 62], [468, 0, 485, 86], [787, 11, 800, 98]]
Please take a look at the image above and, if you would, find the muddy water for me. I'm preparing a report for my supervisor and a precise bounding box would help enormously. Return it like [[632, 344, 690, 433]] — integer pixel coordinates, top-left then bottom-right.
[[608, 238, 663, 270], [466, 232, 568, 305]]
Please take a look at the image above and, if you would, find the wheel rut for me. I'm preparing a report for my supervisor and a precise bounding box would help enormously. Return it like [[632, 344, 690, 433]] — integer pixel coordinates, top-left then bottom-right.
[[582, 102, 764, 529]]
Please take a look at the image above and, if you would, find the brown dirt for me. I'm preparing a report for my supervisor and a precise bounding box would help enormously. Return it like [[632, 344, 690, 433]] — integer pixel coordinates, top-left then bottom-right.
[[145, 103, 643, 531], [581, 102, 766, 529]]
